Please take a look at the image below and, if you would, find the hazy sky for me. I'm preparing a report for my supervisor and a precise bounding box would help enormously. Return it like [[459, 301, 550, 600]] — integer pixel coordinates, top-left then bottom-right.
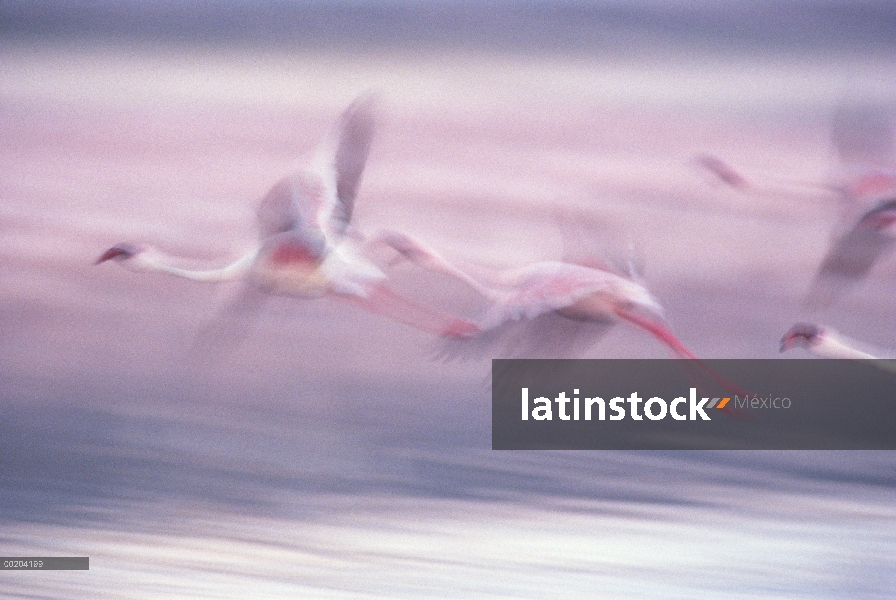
[[2, 1, 895, 55]]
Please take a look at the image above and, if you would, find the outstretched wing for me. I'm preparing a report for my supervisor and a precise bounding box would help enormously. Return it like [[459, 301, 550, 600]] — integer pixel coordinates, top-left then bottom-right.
[[256, 95, 375, 246], [436, 310, 612, 360], [330, 95, 376, 235], [256, 178, 302, 238], [189, 282, 269, 360], [808, 198, 896, 306]]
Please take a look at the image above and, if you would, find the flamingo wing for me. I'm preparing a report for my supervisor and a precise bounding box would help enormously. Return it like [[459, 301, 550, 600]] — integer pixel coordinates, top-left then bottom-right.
[[189, 282, 269, 360], [256, 177, 305, 238], [437, 310, 613, 360], [554, 207, 653, 280], [330, 95, 376, 236], [256, 95, 375, 244], [808, 198, 896, 306], [438, 265, 627, 359]]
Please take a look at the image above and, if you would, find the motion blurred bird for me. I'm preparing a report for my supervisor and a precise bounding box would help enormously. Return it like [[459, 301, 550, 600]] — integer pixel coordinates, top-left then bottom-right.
[[808, 193, 896, 306], [378, 230, 698, 360], [697, 103, 896, 307], [379, 230, 751, 400], [97, 96, 477, 338], [807, 104, 896, 306], [695, 153, 831, 198], [780, 323, 880, 359]]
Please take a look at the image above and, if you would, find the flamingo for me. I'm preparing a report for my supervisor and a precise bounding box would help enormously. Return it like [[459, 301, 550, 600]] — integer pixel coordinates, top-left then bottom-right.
[[808, 193, 896, 306], [780, 322, 883, 359], [695, 153, 831, 197], [697, 104, 896, 307], [805, 104, 896, 305], [697, 105, 894, 201], [779, 323, 896, 376], [96, 96, 477, 339], [376, 230, 750, 401], [378, 231, 702, 360]]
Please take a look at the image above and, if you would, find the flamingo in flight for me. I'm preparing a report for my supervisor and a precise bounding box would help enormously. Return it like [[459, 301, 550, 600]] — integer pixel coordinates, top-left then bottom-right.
[[697, 103, 896, 307], [780, 323, 896, 376], [97, 96, 477, 338], [807, 193, 896, 306], [695, 152, 833, 198], [377, 230, 749, 398], [780, 322, 890, 360], [379, 230, 701, 361], [800, 104, 896, 306]]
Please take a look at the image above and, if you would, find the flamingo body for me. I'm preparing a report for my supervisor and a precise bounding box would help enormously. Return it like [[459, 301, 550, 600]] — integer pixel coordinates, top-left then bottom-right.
[[474, 260, 663, 331], [378, 231, 688, 359], [247, 232, 385, 299]]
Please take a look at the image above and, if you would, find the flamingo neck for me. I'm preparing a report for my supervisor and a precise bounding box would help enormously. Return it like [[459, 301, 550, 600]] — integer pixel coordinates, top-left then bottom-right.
[[135, 248, 258, 282], [613, 305, 750, 398], [612, 306, 698, 360], [813, 334, 878, 360]]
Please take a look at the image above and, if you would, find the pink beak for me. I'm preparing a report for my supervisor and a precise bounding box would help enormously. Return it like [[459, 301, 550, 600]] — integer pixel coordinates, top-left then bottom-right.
[[779, 334, 797, 352]]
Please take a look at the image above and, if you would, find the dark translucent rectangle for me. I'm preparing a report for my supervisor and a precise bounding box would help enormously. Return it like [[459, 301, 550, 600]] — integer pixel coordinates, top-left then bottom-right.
[[492, 359, 896, 450], [0, 557, 89, 570]]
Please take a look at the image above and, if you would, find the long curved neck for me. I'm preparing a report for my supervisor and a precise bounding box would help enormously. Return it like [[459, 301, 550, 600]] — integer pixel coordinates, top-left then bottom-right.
[[813, 334, 879, 359], [810, 334, 896, 375], [136, 248, 258, 282], [373, 231, 499, 299]]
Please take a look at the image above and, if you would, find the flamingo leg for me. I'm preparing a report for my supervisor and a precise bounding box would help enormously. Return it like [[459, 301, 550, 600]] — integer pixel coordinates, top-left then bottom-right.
[[613, 306, 750, 403], [613, 306, 699, 360], [336, 283, 479, 338]]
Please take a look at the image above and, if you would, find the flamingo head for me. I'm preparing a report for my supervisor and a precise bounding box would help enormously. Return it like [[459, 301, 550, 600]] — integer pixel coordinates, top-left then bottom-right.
[[96, 243, 142, 265], [780, 323, 823, 353]]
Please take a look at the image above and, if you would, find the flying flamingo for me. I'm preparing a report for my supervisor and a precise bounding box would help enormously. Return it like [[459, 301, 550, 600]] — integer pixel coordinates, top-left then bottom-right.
[[780, 323, 884, 359], [696, 104, 896, 307], [376, 230, 749, 399], [779, 323, 896, 375], [96, 96, 477, 339], [695, 152, 832, 198], [697, 105, 895, 201], [803, 104, 896, 306], [379, 231, 700, 359]]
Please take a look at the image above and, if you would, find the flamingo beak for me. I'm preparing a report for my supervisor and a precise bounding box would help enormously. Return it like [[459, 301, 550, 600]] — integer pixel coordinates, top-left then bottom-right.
[[95, 244, 137, 265], [779, 334, 795, 353], [780, 323, 820, 353]]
